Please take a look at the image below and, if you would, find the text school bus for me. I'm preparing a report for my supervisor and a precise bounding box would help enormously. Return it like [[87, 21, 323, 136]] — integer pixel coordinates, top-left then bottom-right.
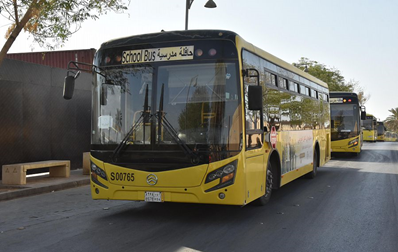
[[63, 30, 331, 206], [330, 92, 366, 155]]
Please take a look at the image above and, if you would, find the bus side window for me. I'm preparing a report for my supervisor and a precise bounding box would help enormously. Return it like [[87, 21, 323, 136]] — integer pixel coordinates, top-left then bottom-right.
[[270, 74, 277, 86], [305, 87, 310, 96], [299, 84, 304, 94], [288, 81, 296, 92], [279, 78, 287, 89], [311, 89, 317, 98], [264, 71, 271, 85]]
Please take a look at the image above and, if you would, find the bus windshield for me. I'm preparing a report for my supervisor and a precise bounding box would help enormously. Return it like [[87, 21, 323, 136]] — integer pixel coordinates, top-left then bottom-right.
[[92, 61, 241, 155], [377, 123, 385, 135], [362, 118, 374, 130], [331, 103, 359, 140]]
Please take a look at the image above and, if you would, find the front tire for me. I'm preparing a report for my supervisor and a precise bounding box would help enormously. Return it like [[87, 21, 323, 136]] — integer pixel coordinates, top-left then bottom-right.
[[255, 161, 273, 206]]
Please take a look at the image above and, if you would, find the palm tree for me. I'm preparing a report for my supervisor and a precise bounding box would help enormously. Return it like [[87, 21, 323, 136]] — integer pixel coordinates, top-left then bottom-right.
[[385, 107, 398, 132]]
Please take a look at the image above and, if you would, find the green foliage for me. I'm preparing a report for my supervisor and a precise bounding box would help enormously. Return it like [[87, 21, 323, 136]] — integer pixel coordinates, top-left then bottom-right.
[[34, 1, 127, 48], [293, 57, 370, 105], [385, 107, 398, 132], [1, 0, 129, 53], [293, 57, 353, 92], [349, 79, 370, 106]]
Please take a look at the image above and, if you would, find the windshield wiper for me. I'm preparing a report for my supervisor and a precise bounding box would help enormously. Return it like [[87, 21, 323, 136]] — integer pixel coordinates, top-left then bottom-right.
[[112, 84, 151, 162], [156, 84, 199, 163], [112, 83, 199, 164]]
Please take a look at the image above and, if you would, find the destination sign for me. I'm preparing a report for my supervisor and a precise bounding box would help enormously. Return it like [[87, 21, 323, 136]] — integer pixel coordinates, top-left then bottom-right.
[[121, 46, 194, 64], [330, 98, 344, 103]]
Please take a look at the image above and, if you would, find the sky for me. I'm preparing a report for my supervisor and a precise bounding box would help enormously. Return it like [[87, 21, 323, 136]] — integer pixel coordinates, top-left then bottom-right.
[[1, 0, 397, 121]]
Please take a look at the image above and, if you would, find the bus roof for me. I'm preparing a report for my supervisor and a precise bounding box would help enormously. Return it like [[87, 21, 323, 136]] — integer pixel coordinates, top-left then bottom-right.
[[99, 30, 238, 49], [330, 92, 358, 98], [99, 29, 328, 89], [235, 35, 328, 89]]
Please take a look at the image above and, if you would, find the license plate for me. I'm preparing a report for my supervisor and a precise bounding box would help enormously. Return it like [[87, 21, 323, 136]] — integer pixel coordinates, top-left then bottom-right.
[[145, 191, 162, 202]]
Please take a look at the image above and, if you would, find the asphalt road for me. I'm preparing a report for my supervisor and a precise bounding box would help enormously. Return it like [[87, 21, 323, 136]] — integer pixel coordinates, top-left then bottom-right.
[[1, 142, 397, 252]]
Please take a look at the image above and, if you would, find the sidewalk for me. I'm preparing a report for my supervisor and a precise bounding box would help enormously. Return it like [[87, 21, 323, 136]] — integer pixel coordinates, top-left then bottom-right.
[[0, 169, 90, 201]]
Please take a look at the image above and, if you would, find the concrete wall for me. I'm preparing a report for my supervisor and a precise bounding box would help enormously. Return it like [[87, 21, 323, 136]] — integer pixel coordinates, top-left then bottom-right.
[[0, 58, 91, 178]]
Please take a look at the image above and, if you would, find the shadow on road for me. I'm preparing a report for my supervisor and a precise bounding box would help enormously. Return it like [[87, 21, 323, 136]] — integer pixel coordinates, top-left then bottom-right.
[[332, 149, 398, 163]]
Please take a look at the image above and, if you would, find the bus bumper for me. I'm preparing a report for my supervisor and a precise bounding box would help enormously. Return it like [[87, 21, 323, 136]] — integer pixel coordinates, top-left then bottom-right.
[[89, 156, 247, 206], [331, 138, 361, 153], [331, 147, 360, 153], [90, 181, 245, 205]]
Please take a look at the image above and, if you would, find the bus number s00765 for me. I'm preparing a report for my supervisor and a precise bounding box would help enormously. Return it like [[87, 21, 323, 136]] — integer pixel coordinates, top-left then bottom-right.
[[110, 172, 135, 182]]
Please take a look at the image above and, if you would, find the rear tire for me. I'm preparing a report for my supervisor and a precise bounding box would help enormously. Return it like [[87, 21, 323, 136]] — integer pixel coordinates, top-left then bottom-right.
[[306, 149, 318, 179], [255, 161, 273, 206]]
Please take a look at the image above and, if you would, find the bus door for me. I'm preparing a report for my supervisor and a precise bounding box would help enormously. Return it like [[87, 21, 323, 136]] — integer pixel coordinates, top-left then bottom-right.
[[243, 69, 265, 203]]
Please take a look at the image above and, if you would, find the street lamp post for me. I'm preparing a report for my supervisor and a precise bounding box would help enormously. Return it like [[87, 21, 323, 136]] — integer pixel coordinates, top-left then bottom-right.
[[185, 0, 217, 30]]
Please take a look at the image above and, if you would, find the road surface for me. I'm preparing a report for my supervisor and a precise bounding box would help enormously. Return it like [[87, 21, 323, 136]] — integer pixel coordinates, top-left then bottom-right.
[[1, 142, 397, 252]]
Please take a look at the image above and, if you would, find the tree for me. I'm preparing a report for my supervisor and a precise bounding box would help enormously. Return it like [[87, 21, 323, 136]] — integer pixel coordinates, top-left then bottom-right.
[[0, 0, 129, 67], [385, 107, 398, 132], [293, 57, 370, 105], [349, 79, 370, 107]]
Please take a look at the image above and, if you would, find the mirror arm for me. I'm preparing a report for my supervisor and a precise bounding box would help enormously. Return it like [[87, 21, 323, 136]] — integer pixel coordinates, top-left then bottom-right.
[[67, 61, 105, 78], [242, 68, 260, 86]]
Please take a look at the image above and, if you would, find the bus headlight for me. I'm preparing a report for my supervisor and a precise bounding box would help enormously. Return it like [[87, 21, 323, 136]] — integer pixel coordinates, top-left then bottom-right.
[[348, 138, 359, 147], [91, 162, 109, 189], [91, 162, 108, 181], [205, 160, 237, 192]]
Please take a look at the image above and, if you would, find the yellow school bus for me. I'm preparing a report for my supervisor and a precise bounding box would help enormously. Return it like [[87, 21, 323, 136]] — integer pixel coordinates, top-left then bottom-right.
[[63, 30, 331, 205], [362, 114, 377, 142], [330, 92, 366, 155], [385, 131, 397, 142], [376, 121, 386, 141]]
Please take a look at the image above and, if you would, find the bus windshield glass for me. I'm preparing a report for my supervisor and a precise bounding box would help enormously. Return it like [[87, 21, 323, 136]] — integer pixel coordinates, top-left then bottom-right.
[[91, 62, 241, 153], [362, 118, 374, 130], [331, 103, 359, 140], [377, 123, 385, 135]]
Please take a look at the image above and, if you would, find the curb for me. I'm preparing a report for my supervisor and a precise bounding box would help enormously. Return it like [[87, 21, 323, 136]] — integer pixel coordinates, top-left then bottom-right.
[[0, 179, 90, 202]]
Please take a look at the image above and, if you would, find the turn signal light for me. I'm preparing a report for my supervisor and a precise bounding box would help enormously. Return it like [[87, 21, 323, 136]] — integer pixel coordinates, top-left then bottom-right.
[[348, 138, 359, 147], [221, 173, 234, 183], [205, 160, 238, 192]]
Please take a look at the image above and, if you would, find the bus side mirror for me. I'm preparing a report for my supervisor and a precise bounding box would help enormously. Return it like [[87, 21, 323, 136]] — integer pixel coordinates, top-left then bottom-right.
[[63, 70, 80, 100], [360, 111, 366, 120], [63, 76, 75, 100], [360, 106, 366, 120], [248, 85, 262, 110]]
